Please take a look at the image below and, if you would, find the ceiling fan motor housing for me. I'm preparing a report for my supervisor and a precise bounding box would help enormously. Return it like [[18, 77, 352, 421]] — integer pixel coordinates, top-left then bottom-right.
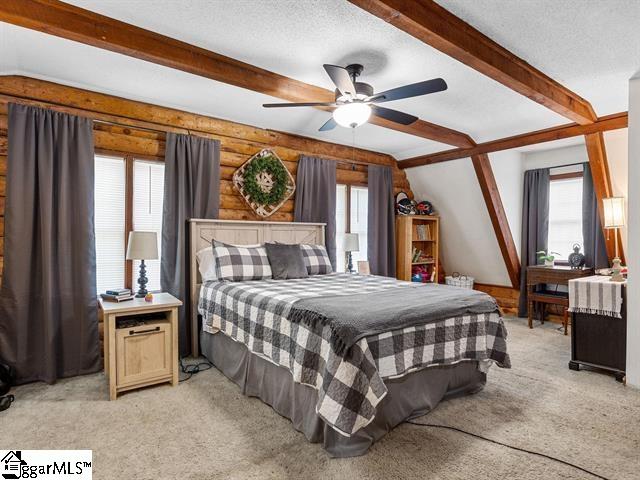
[[335, 82, 373, 101]]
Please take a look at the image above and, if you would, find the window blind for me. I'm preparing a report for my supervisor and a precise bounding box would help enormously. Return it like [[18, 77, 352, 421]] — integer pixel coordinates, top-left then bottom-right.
[[548, 177, 583, 260], [94, 155, 126, 294], [350, 186, 368, 266], [132, 160, 165, 291]]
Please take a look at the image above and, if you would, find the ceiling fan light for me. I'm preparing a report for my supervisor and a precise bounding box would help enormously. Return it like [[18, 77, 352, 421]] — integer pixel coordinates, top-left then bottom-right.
[[332, 103, 371, 128]]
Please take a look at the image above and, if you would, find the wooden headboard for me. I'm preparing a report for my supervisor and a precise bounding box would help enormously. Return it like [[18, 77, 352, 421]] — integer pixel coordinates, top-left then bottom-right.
[[188, 219, 325, 354]]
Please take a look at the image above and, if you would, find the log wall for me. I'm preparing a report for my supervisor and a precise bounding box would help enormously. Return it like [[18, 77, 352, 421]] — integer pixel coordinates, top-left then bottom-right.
[[0, 76, 414, 277]]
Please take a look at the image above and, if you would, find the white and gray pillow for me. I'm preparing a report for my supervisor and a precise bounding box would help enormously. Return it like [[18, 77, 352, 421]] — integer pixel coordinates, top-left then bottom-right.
[[300, 244, 333, 275], [212, 240, 272, 281]]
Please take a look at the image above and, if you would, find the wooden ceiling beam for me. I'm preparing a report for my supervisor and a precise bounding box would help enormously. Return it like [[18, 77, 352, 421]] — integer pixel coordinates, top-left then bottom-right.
[[349, 0, 597, 125], [471, 153, 520, 288], [399, 112, 628, 169], [0, 0, 474, 148], [584, 132, 626, 265]]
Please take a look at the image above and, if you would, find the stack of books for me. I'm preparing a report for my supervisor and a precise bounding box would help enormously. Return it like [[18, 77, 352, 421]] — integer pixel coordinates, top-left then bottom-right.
[[100, 288, 134, 302]]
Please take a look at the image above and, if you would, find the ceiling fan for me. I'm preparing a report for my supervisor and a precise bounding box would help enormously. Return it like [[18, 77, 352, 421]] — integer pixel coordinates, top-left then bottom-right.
[[263, 64, 447, 131]]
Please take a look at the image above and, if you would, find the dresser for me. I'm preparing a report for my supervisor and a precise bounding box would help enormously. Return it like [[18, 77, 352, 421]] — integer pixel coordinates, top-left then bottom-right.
[[568, 276, 626, 382]]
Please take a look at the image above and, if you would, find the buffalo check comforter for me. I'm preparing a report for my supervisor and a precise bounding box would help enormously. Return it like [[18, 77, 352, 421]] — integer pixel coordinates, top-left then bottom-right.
[[198, 273, 510, 436]]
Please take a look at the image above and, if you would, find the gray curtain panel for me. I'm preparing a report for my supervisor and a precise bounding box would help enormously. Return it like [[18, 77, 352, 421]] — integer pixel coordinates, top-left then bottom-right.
[[294, 156, 337, 269], [367, 165, 396, 276], [582, 163, 609, 269], [0, 104, 101, 384], [161, 133, 220, 355], [518, 168, 550, 317]]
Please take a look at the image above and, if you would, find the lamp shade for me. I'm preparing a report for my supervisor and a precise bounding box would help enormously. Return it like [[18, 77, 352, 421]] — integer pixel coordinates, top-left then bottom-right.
[[126, 231, 159, 260], [603, 197, 625, 228], [344, 233, 360, 252]]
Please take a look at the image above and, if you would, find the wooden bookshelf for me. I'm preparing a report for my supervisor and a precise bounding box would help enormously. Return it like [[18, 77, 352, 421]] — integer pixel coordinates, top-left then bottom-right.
[[396, 215, 440, 282]]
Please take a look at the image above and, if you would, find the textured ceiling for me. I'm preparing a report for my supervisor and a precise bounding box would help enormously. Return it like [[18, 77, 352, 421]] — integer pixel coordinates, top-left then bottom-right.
[[1, 0, 638, 159]]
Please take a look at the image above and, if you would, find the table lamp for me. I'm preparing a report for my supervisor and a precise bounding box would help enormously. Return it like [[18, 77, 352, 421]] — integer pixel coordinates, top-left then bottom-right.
[[344, 233, 360, 273], [602, 197, 625, 282], [126, 231, 159, 297]]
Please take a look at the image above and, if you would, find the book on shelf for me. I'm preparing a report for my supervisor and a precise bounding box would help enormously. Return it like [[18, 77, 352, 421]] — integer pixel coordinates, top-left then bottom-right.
[[415, 224, 432, 241]]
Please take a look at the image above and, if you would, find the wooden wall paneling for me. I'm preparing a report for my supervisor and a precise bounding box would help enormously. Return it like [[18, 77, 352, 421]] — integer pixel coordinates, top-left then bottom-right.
[[400, 112, 628, 168], [348, 0, 597, 125], [0, 77, 416, 273], [584, 132, 625, 264], [0, 2, 474, 147], [471, 154, 520, 288], [474, 282, 519, 314]]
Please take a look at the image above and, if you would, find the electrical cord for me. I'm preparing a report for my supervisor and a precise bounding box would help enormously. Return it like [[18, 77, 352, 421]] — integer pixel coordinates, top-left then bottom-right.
[[179, 357, 214, 382], [406, 421, 611, 480]]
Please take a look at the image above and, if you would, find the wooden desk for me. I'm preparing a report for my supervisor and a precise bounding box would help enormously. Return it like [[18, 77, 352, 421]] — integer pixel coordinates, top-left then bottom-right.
[[526, 265, 594, 334]]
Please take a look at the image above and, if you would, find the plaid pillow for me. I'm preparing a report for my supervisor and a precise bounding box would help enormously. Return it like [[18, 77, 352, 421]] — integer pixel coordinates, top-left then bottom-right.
[[300, 244, 333, 275], [212, 240, 272, 281]]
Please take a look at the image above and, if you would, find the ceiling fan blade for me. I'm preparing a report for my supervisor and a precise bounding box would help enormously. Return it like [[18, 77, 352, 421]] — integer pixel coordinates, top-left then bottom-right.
[[319, 117, 337, 131], [373, 78, 447, 103], [371, 105, 418, 125], [263, 101, 339, 108], [323, 64, 357, 99]]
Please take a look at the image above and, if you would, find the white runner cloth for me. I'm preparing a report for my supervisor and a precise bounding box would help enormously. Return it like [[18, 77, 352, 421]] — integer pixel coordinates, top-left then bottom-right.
[[568, 275, 625, 318]]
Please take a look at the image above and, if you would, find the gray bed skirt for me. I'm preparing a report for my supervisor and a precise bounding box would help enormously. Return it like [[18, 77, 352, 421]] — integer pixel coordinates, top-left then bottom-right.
[[201, 331, 486, 457]]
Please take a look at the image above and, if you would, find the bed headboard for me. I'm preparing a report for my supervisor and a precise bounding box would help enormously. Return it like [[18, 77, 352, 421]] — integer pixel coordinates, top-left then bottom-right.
[[188, 219, 325, 354]]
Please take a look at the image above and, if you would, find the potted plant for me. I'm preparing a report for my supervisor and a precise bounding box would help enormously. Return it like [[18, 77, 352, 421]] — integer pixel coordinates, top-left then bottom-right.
[[536, 250, 561, 267]]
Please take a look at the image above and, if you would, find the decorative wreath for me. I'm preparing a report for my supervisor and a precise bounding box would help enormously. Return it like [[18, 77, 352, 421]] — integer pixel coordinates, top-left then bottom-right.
[[242, 153, 289, 206], [232, 149, 296, 218]]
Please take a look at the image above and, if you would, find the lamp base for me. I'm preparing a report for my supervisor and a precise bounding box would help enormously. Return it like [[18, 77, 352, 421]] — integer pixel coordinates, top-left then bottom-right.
[[135, 259, 149, 297], [610, 257, 625, 282]]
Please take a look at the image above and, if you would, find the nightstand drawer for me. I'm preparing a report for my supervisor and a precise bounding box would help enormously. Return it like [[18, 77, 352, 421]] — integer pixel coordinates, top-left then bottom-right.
[[116, 320, 172, 386]]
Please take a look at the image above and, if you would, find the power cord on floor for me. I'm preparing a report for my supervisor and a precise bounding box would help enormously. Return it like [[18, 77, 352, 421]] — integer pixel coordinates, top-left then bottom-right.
[[179, 357, 214, 382], [406, 421, 611, 480]]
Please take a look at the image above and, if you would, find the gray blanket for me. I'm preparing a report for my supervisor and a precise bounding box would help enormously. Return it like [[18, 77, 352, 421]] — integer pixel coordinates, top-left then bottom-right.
[[288, 283, 500, 356]]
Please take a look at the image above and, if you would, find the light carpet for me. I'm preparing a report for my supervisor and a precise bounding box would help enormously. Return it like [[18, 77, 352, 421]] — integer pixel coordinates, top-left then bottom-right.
[[2, 317, 639, 480]]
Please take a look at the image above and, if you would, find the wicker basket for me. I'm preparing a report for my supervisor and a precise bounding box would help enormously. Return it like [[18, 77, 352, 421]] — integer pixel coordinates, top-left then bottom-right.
[[445, 272, 474, 289]]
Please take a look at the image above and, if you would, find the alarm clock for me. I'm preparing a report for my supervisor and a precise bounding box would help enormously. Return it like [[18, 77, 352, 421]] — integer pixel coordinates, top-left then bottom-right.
[[568, 243, 585, 269]]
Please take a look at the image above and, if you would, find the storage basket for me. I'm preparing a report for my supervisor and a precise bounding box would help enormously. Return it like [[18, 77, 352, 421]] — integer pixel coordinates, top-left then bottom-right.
[[445, 272, 474, 289]]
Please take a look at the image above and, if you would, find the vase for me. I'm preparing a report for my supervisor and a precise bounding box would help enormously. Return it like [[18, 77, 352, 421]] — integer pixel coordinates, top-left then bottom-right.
[[544, 259, 555, 267]]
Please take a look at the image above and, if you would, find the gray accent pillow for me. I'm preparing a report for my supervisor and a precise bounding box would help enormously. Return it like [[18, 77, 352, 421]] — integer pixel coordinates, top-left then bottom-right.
[[265, 243, 308, 280]]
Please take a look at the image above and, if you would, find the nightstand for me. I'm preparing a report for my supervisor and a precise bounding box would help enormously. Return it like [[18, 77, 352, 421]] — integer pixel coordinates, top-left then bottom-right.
[[98, 293, 182, 400]]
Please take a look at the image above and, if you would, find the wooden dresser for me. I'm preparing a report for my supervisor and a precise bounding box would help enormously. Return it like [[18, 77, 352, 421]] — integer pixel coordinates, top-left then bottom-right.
[[396, 215, 439, 282]]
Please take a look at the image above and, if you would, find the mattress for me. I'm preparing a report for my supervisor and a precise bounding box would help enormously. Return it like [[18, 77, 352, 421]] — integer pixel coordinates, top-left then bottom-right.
[[198, 273, 510, 436]]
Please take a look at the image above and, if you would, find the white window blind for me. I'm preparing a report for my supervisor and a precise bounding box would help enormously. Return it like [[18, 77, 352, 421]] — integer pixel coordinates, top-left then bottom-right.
[[350, 186, 368, 266], [548, 177, 583, 261], [132, 160, 165, 292], [94, 155, 126, 294], [335, 185, 348, 272]]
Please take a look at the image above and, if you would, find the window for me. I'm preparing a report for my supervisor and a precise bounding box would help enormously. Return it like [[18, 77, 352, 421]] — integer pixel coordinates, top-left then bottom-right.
[[548, 176, 583, 261], [335, 184, 368, 272], [95, 155, 126, 294], [132, 160, 165, 291], [94, 155, 164, 294]]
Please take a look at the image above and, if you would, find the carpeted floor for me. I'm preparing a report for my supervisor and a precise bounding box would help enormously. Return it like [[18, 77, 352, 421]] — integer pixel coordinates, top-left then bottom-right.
[[3, 317, 639, 480]]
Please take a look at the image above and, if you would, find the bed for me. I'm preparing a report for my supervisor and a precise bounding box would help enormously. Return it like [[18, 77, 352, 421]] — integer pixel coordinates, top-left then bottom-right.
[[189, 219, 510, 457]]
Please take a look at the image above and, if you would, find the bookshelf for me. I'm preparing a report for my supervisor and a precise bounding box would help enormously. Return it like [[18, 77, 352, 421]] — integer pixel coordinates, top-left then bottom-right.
[[396, 215, 440, 282]]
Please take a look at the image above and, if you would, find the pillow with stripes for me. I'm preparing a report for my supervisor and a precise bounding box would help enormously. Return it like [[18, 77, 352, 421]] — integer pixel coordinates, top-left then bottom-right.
[[300, 244, 333, 275], [212, 240, 272, 281]]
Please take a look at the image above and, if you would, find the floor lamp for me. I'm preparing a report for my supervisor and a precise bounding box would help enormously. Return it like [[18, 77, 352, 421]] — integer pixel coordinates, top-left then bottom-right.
[[602, 197, 625, 282]]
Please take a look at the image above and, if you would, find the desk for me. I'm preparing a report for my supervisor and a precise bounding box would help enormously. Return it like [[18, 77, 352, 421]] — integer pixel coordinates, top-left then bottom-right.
[[526, 265, 594, 334]]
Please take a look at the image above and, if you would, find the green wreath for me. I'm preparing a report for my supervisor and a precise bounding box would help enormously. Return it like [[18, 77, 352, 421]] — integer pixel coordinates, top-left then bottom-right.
[[243, 154, 289, 206]]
